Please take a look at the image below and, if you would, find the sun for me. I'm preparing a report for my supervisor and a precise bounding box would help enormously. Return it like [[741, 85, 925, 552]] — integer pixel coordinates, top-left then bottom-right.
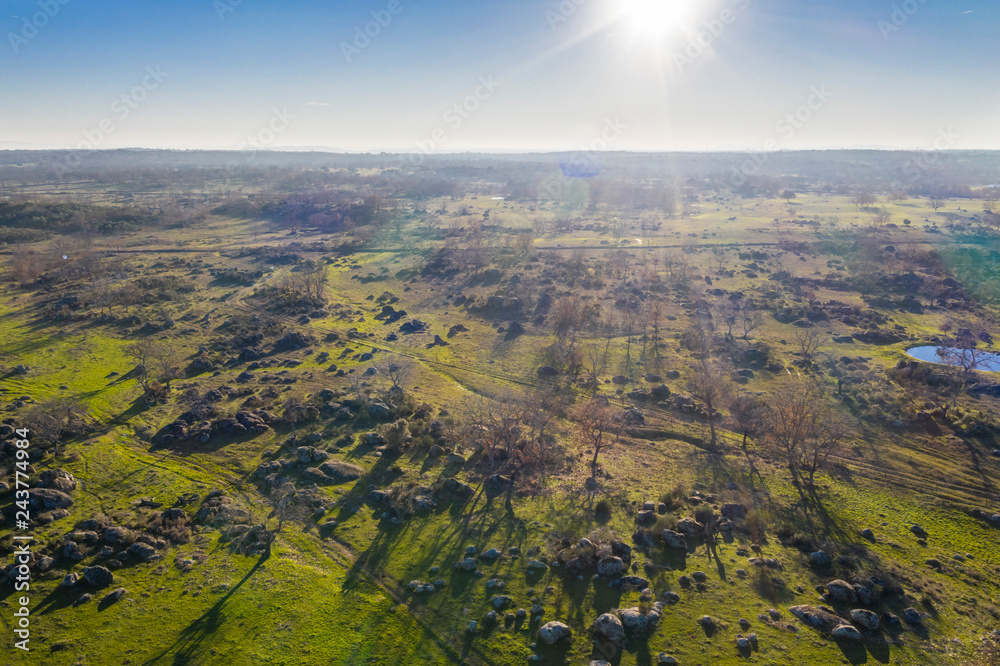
[[618, 0, 697, 38]]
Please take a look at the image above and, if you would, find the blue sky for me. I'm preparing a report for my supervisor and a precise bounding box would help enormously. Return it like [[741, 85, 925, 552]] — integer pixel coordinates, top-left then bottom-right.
[[2, 0, 997, 151]]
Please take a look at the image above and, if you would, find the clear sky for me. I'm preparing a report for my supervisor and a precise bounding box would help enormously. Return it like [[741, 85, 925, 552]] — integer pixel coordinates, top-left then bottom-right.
[[2, 0, 997, 152]]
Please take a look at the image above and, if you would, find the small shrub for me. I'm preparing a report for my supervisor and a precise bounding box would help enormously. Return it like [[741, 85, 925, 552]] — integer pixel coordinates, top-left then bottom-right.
[[595, 499, 612, 517], [746, 510, 768, 543]]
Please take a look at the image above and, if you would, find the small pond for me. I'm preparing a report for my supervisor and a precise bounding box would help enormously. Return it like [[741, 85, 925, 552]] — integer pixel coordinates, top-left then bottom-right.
[[906, 346, 1000, 372]]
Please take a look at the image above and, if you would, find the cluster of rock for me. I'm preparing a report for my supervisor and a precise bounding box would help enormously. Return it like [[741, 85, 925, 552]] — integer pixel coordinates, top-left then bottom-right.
[[194, 490, 252, 527], [254, 452, 364, 488], [154, 404, 276, 445]]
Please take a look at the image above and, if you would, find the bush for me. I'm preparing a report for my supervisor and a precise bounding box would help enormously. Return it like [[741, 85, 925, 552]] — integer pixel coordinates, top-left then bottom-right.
[[694, 505, 715, 526], [594, 499, 612, 517], [147, 510, 192, 544], [745, 510, 767, 543]]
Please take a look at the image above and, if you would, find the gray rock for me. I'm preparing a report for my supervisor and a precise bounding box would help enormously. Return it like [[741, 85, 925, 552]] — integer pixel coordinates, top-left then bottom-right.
[[832, 624, 863, 641], [537, 621, 571, 645], [809, 551, 833, 566], [597, 556, 624, 576], [593, 613, 625, 644], [82, 566, 114, 588], [662, 529, 687, 550], [850, 609, 879, 631], [619, 608, 649, 634], [825, 579, 857, 603]]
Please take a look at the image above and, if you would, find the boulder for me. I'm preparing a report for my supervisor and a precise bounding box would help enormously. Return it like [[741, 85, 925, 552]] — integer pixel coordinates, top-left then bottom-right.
[[596, 557, 624, 576], [636, 510, 656, 526], [537, 621, 571, 645], [676, 517, 704, 535], [593, 613, 625, 644], [82, 566, 114, 588], [850, 609, 880, 631], [825, 579, 857, 603], [832, 624, 862, 641], [102, 587, 127, 604], [28, 488, 73, 511], [440, 477, 475, 500], [317, 461, 364, 483], [37, 469, 77, 493], [619, 608, 649, 634], [809, 551, 833, 566], [661, 530, 688, 550], [788, 605, 844, 631], [902, 607, 923, 624], [721, 503, 747, 520], [128, 542, 157, 561], [368, 403, 392, 420], [536, 366, 559, 378]]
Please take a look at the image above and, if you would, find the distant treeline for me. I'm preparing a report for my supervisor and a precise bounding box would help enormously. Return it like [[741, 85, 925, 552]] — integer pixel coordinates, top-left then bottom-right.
[[2, 149, 999, 193], [0, 201, 159, 236]]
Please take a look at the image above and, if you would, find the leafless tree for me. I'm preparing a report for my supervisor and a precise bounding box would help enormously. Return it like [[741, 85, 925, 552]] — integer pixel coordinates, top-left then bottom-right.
[[571, 397, 621, 478], [763, 383, 851, 487], [937, 328, 991, 408], [794, 328, 824, 366], [267, 482, 308, 534], [378, 355, 414, 392], [23, 397, 88, 456], [10, 244, 42, 285], [688, 360, 730, 450], [582, 342, 607, 392]]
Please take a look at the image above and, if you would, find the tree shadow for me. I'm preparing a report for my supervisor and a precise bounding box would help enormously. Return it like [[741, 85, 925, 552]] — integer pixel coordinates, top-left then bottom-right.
[[141, 550, 270, 665]]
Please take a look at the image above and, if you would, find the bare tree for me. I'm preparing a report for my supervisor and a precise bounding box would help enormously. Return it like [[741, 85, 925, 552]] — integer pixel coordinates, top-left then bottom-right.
[[10, 244, 42, 285], [763, 383, 850, 487], [463, 391, 530, 470], [282, 396, 314, 436], [23, 397, 88, 456], [378, 355, 414, 392], [571, 398, 621, 478], [123, 339, 156, 391], [268, 482, 308, 534], [582, 342, 607, 392], [937, 328, 991, 409], [687, 360, 730, 450], [729, 393, 767, 452], [851, 191, 877, 210], [794, 329, 824, 366]]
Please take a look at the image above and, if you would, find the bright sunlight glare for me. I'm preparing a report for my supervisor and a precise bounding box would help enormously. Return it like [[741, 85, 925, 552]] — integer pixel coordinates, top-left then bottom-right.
[[618, 0, 699, 37]]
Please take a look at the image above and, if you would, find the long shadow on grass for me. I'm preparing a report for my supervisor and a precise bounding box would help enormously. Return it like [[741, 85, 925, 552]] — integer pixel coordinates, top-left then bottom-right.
[[141, 550, 270, 666]]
